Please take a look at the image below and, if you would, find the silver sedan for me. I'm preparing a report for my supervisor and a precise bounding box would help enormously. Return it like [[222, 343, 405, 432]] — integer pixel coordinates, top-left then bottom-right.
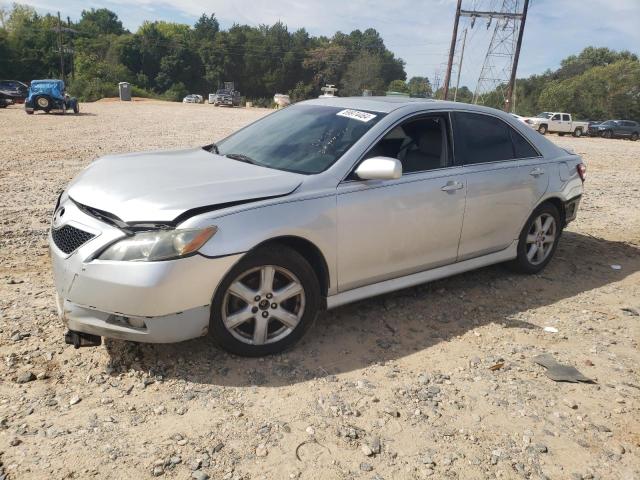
[[50, 97, 586, 356]]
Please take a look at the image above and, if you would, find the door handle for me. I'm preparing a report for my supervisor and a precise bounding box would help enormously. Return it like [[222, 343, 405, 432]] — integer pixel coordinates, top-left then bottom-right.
[[441, 181, 464, 192], [529, 167, 545, 177]]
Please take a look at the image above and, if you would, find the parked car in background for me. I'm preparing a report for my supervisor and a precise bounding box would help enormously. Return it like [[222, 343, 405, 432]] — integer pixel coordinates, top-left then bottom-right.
[[595, 120, 639, 141], [50, 97, 585, 356], [526, 112, 589, 137], [211, 88, 241, 107], [24, 79, 79, 115], [587, 120, 604, 137], [183, 94, 203, 104], [0, 80, 28, 107]]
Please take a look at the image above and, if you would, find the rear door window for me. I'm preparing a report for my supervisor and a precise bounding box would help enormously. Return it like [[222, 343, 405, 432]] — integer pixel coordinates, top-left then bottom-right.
[[562, 114, 570, 121], [452, 112, 538, 164]]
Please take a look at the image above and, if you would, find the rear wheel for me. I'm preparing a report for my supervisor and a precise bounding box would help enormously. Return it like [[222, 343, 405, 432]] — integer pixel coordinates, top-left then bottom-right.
[[537, 125, 547, 135], [573, 128, 582, 137], [631, 132, 639, 141], [558, 132, 565, 137], [35, 95, 51, 110], [209, 246, 321, 356], [73, 102, 80, 114], [509, 203, 561, 274]]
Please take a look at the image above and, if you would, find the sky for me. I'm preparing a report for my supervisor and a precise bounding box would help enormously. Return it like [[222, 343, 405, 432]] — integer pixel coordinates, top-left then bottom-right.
[[4, 0, 640, 90]]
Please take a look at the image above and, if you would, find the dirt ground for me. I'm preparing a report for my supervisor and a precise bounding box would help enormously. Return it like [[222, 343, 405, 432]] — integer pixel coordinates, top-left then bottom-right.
[[0, 101, 639, 480]]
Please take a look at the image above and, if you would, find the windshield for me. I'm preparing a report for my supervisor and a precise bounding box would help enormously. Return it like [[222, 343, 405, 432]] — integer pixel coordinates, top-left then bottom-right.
[[536, 112, 553, 119], [216, 104, 385, 174]]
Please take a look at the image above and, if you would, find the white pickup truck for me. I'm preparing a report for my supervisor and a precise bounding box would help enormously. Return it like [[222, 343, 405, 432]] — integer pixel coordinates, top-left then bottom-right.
[[525, 112, 589, 137]]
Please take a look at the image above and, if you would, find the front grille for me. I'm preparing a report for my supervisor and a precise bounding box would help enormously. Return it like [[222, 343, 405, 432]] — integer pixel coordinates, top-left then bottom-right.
[[52, 225, 95, 254]]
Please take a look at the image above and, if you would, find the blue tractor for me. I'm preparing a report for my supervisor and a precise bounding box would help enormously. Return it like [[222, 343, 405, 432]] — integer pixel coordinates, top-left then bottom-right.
[[25, 79, 79, 115]]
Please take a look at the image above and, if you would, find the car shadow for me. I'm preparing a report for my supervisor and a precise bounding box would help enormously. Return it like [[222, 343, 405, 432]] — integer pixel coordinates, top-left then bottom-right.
[[26, 111, 97, 116], [104, 231, 639, 387]]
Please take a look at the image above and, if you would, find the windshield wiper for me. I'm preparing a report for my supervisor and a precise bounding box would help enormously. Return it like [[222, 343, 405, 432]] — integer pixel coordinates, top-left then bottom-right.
[[225, 153, 262, 166]]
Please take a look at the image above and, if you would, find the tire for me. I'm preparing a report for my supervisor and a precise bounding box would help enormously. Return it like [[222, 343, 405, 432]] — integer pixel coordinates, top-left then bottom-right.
[[209, 245, 321, 356], [631, 132, 639, 142], [537, 125, 547, 135], [509, 203, 561, 274], [573, 128, 582, 137], [26, 110, 33, 115], [558, 132, 565, 137], [73, 103, 80, 114], [603, 130, 612, 139], [35, 95, 51, 110]]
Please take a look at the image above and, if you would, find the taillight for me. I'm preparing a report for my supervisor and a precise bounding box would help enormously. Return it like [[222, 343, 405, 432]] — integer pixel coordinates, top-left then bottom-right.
[[577, 163, 586, 182]]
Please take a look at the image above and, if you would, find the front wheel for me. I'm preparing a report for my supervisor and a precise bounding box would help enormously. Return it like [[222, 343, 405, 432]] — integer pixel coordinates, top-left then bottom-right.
[[209, 246, 321, 356], [603, 130, 612, 139], [509, 203, 561, 274], [73, 103, 80, 114], [537, 125, 547, 135]]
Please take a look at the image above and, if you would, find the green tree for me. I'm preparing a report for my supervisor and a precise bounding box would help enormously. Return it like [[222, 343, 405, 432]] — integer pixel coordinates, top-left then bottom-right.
[[341, 51, 385, 96], [387, 79, 409, 93], [77, 8, 125, 36], [407, 76, 432, 97]]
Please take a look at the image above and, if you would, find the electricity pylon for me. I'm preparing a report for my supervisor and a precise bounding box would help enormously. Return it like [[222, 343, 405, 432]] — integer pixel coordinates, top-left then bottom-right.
[[443, 0, 529, 111]]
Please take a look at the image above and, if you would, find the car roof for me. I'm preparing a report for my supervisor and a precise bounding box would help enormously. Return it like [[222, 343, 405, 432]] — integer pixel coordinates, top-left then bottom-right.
[[298, 96, 512, 117], [31, 79, 64, 84]]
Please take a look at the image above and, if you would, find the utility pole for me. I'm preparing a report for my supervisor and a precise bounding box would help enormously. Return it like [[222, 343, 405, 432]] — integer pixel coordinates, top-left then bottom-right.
[[67, 16, 75, 81], [453, 28, 468, 102], [57, 11, 65, 81], [504, 0, 529, 112], [433, 71, 441, 98], [443, 0, 462, 101]]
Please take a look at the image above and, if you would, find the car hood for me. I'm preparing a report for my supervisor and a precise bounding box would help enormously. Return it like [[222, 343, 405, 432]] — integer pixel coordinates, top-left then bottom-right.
[[67, 147, 304, 224]]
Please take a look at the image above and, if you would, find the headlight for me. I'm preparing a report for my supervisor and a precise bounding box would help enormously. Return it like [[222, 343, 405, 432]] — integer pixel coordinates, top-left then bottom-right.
[[98, 226, 217, 262]]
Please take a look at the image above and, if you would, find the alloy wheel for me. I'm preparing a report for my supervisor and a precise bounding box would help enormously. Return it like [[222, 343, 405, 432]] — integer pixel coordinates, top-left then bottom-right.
[[525, 213, 557, 265], [222, 265, 305, 345]]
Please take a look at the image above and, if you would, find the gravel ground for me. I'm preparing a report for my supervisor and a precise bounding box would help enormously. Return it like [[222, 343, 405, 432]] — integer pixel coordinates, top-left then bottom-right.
[[0, 100, 639, 480]]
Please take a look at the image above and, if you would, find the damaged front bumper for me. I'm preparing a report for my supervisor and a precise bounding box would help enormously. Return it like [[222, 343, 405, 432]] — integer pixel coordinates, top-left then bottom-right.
[[49, 197, 242, 344], [57, 295, 212, 343]]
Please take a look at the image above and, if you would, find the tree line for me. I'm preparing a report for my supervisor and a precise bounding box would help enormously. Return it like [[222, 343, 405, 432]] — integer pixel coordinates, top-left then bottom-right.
[[0, 5, 412, 104], [459, 47, 640, 121], [1, 4, 638, 121]]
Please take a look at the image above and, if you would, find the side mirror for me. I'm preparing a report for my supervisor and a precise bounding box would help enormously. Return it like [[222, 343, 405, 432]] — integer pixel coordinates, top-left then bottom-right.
[[355, 157, 402, 180]]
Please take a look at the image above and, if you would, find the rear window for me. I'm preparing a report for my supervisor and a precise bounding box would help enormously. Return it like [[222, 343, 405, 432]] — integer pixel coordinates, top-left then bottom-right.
[[452, 112, 539, 164]]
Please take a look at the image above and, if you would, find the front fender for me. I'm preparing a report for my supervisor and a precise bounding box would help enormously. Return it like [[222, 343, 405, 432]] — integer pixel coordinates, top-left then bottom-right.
[[182, 195, 338, 295]]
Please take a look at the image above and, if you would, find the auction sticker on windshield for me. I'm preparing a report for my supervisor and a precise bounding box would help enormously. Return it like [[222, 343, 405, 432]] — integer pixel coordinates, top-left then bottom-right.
[[336, 109, 377, 123]]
